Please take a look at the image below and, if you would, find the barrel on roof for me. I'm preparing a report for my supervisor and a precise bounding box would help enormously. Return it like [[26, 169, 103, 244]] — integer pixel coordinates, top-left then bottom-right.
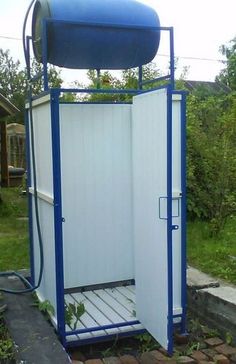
[[32, 0, 161, 70]]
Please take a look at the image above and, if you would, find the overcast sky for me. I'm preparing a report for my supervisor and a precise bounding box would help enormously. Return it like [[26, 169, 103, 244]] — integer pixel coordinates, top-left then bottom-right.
[[0, 0, 235, 85]]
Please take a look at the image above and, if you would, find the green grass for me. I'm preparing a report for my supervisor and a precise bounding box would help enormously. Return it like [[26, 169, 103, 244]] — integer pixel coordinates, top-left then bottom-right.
[[188, 217, 236, 284], [1, 188, 236, 284], [0, 188, 29, 271]]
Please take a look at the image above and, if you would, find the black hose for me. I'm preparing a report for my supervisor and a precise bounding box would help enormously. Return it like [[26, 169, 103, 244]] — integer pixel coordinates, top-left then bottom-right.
[[0, 0, 45, 294]]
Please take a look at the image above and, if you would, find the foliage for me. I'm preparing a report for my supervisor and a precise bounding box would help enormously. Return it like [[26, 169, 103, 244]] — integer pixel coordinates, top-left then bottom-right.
[[0, 188, 29, 271], [135, 333, 160, 353], [187, 93, 236, 234], [85, 63, 161, 102], [0, 315, 15, 361], [64, 301, 85, 330], [216, 36, 236, 90], [37, 300, 55, 317], [0, 48, 62, 122], [188, 218, 236, 283]]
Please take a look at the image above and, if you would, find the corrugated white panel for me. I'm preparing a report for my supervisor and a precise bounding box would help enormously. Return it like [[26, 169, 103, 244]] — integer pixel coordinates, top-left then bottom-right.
[[30, 101, 53, 195], [60, 104, 134, 288], [32, 198, 57, 314], [132, 89, 169, 349], [30, 99, 57, 315], [172, 97, 183, 314]]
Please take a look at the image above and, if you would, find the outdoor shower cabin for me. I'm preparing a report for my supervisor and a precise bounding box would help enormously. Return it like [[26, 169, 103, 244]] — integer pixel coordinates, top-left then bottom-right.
[[25, 0, 187, 354]]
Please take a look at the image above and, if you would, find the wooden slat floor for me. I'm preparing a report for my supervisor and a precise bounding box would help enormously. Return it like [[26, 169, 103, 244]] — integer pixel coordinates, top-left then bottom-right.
[[64, 285, 144, 342]]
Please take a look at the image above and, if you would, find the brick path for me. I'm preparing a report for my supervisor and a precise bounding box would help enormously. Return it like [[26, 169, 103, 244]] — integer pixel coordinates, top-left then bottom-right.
[[71, 338, 236, 363]]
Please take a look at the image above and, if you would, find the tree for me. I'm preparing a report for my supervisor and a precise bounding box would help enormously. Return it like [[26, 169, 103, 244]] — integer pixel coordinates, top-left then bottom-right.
[[216, 37, 236, 90], [84, 63, 161, 102], [187, 93, 236, 234], [0, 49, 62, 122]]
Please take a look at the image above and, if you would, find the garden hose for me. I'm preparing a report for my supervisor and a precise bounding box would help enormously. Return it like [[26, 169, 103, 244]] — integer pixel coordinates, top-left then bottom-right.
[[0, 0, 45, 294]]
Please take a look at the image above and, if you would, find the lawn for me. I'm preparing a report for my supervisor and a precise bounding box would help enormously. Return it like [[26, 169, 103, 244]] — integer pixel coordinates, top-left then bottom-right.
[[1, 188, 236, 285], [188, 217, 236, 284], [0, 188, 29, 272]]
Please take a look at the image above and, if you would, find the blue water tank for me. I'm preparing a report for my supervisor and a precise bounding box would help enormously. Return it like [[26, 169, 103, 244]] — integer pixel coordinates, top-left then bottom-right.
[[32, 0, 160, 70]]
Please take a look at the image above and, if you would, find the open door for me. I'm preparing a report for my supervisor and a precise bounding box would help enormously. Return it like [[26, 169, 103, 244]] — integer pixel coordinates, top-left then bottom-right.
[[132, 87, 184, 353]]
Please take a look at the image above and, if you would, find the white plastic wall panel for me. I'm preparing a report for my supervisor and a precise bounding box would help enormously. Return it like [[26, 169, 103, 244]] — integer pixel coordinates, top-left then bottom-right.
[[172, 95, 183, 316], [29, 100, 53, 196], [32, 198, 57, 314], [60, 104, 134, 288], [132, 89, 171, 350], [29, 98, 57, 314]]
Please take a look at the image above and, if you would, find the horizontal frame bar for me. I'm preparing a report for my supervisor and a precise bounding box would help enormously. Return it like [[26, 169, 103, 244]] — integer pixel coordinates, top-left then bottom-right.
[[66, 320, 140, 336], [66, 328, 146, 347]]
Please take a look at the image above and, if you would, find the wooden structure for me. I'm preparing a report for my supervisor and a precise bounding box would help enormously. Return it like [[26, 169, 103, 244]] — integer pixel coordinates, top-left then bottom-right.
[[7, 123, 26, 169], [0, 94, 19, 187]]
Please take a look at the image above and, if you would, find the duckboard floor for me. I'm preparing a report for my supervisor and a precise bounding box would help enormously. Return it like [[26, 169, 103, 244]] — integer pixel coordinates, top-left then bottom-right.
[[64, 284, 145, 345]]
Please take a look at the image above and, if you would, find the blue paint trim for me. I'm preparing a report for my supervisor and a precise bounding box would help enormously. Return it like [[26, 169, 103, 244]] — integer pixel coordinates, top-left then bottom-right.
[[138, 66, 143, 90], [50, 90, 66, 346], [25, 109, 35, 286], [180, 92, 187, 334], [66, 320, 140, 336], [65, 329, 146, 348], [167, 85, 174, 355]]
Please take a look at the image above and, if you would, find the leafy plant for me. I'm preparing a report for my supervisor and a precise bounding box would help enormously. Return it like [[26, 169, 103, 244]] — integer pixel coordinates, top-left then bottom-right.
[[64, 301, 85, 330], [38, 300, 55, 317], [0, 315, 15, 361], [135, 333, 160, 353]]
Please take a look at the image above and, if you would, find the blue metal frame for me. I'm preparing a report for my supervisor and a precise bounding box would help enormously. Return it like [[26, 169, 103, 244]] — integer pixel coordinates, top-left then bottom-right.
[[25, 23, 175, 92], [24, 19, 187, 354], [50, 89, 66, 346], [166, 85, 174, 355]]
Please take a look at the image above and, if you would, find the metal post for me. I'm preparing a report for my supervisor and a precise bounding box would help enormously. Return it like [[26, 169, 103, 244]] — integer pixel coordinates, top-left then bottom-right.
[[96, 69, 101, 89], [138, 66, 143, 90], [167, 85, 173, 355], [50, 89, 66, 345]]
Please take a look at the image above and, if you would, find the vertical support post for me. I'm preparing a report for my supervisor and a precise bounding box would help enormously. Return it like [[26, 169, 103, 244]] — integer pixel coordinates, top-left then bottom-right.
[[138, 66, 143, 90], [1, 121, 9, 187], [167, 85, 173, 355], [42, 19, 49, 91], [169, 27, 175, 90], [180, 92, 187, 334], [96, 69, 101, 89], [50, 89, 66, 345], [25, 108, 35, 286]]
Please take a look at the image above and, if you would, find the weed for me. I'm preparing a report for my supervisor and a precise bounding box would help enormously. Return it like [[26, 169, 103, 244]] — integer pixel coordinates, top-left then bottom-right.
[[0, 315, 15, 361], [38, 300, 55, 317], [135, 333, 160, 353], [64, 301, 85, 330]]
